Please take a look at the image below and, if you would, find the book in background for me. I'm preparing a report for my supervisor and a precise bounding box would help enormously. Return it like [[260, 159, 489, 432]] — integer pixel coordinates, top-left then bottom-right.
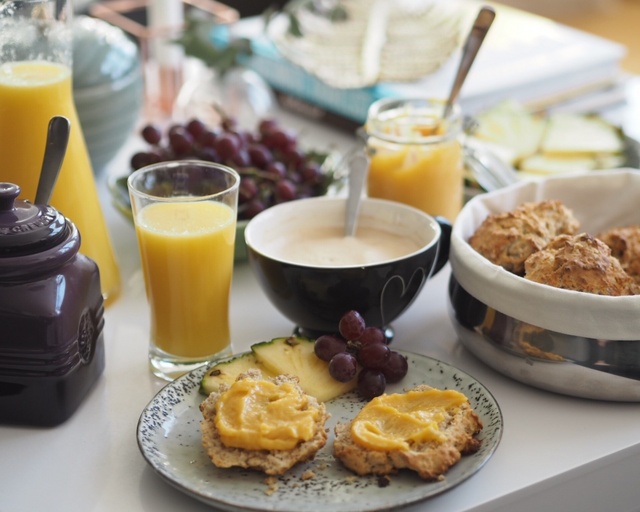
[[212, 2, 626, 131]]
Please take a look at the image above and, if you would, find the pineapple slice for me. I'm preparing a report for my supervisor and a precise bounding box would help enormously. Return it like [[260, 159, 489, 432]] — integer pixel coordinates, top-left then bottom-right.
[[200, 352, 274, 396], [252, 336, 356, 402]]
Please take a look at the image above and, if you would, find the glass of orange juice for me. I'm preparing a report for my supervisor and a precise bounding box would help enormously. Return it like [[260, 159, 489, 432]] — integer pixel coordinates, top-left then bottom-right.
[[128, 161, 240, 381], [365, 98, 464, 221]]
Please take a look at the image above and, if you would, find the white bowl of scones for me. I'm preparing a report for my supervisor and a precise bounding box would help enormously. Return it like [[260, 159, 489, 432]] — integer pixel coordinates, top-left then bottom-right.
[[448, 169, 640, 401]]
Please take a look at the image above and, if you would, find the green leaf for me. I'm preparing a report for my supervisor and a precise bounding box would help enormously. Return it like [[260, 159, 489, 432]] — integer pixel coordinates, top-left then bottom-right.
[[263, 0, 349, 38], [286, 12, 303, 37], [328, 5, 348, 22], [173, 15, 252, 76]]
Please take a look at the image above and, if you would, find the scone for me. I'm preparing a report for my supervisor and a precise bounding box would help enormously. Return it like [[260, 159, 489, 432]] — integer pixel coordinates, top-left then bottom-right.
[[200, 369, 329, 475], [469, 200, 579, 275], [527, 200, 581, 237], [333, 385, 483, 481], [524, 233, 637, 296], [597, 225, 640, 285]]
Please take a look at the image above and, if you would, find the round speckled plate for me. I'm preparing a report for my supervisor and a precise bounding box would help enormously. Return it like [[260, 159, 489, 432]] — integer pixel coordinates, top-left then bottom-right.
[[136, 351, 503, 511]]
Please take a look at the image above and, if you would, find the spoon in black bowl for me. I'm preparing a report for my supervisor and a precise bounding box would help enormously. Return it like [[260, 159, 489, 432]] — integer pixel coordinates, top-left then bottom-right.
[[34, 116, 71, 205], [344, 152, 370, 237]]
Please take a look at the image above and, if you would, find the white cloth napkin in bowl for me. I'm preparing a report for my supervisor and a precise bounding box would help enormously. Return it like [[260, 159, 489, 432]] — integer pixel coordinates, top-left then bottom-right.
[[451, 169, 640, 340]]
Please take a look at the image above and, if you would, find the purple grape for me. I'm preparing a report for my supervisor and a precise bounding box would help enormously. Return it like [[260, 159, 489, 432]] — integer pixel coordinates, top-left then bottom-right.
[[242, 130, 257, 144], [266, 161, 287, 179], [239, 177, 258, 202], [282, 147, 305, 167], [141, 124, 162, 145], [231, 148, 251, 168], [358, 342, 390, 370], [300, 161, 322, 185], [168, 127, 194, 155], [328, 352, 357, 382], [200, 130, 218, 148], [214, 133, 240, 161], [243, 198, 266, 219], [359, 326, 386, 346], [286, 170, 302, 185], [197, 146, 219, 162], [339, 310, 366, 340], [148, 147, 168, 162], [275, 179, 297, 202], [258, 118, 278, 136], [186, 118, 207, 140], [269, 128, 295, 151], [382, 351, 408, 383], [314, 335, 347, 362], [248, 144, 273, 169], [357, 369, 386, 400], [130, 151, 154, 170]]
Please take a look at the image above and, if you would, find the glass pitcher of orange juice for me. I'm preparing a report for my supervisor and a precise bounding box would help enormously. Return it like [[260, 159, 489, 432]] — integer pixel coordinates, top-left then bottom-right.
[[0, 0, 121, 304], [365, 98, 464, 222]]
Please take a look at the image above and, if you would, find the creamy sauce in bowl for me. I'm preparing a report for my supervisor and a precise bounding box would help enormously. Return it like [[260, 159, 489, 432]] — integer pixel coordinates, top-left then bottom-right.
[[245, 197, 439, 268], [266, 226, 422, 266]]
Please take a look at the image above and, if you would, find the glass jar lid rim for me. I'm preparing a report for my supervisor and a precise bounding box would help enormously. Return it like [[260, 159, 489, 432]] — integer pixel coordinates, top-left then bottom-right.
[[365, 98, 462, 143]]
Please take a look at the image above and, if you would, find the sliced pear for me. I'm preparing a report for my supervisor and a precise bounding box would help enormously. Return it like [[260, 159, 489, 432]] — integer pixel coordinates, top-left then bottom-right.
[[519, 154, 596, 175], [541, 112, 624, 155], [473, 99, 546, 163]]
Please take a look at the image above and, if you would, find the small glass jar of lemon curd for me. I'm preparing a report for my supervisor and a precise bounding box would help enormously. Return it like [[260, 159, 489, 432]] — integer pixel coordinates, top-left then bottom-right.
[[365, 98, 464, 221]]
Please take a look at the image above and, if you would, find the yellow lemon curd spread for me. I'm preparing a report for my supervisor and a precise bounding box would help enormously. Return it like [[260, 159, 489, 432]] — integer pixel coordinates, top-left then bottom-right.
[[214, 378, 320, 451], [351, 388, 468, 451], [367, 115, 464, 221]]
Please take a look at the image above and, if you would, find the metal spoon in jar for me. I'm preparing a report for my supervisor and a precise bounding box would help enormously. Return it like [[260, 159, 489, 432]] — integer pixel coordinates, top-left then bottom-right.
[[34, 116, 71, 205], [344, 152, 370, 237], [442, 5, 495, 120]]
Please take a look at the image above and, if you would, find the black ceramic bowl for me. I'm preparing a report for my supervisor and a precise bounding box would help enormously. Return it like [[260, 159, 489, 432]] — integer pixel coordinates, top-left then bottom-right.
[[245, 196, 451, 338]]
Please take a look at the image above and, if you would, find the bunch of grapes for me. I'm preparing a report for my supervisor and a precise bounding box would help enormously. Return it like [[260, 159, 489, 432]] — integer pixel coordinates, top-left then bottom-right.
[[129, 117, 333, 220], [314, 310, 409, 400]]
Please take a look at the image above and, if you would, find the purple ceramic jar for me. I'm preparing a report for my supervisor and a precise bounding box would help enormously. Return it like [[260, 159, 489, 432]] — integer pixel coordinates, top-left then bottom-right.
[[0, 183, 105, 426]]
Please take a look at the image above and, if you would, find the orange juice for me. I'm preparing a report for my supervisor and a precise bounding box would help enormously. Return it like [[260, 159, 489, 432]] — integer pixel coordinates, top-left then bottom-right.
[[365, 98, 464, 221], [0, 61, 121, 303], [135, 200, 236, 358]]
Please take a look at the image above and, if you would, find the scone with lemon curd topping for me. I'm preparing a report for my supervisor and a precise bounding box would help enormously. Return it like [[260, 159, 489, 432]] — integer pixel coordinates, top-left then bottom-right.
[[200, 369, 329, 475], [333, 385, 482, 480]]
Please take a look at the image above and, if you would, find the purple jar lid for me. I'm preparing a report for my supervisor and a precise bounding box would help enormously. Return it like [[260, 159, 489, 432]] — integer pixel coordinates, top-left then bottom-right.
[[0, 183, 68, 255]]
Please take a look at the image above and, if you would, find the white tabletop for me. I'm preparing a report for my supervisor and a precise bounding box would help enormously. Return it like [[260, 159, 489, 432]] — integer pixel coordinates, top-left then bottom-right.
[[2, 80, 640, 512]]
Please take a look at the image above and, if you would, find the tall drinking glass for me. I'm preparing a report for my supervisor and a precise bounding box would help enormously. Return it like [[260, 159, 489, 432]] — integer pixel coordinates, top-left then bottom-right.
[[0, 0, 121, 304], [128, 160, 239, 381]]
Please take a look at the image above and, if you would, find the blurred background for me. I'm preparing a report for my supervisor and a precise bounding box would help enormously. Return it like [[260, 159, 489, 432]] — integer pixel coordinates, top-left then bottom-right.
[[501, 0, 640, 74], [219, 0, 640, 73]]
